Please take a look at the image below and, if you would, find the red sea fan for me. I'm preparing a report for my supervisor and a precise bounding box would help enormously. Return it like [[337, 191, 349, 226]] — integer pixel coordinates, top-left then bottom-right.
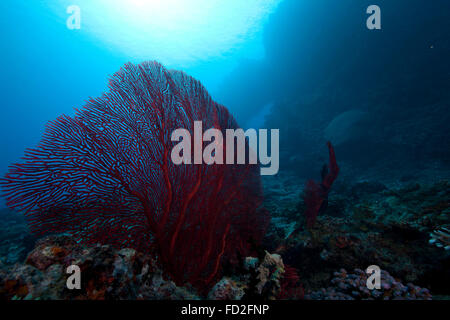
[[0, 61, 269, 289], [303, 142, 339, 227]]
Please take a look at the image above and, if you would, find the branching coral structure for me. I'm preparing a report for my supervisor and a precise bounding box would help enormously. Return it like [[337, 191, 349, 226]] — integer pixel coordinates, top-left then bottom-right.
[[303, 142, 339, 227], [0, 61, 269, 290]]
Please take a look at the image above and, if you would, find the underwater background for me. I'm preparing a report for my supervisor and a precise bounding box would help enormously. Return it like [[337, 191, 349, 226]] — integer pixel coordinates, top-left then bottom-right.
[[0, 0, 449, 300]]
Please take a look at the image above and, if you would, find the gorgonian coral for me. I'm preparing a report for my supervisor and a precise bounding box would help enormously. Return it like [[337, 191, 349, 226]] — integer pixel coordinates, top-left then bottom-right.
[[1, 61, 269, 290]]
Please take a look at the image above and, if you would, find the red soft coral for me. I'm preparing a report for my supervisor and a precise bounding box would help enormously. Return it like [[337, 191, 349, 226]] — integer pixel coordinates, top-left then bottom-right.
[[304, 141, 339, 227]]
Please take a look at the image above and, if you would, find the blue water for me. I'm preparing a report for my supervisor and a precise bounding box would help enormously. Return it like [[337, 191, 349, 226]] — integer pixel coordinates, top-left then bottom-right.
[[1, 0, 449, 205]]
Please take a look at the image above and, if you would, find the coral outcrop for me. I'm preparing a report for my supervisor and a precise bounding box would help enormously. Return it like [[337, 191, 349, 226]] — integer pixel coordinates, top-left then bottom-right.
[[0, 235, 199, 300], [305, 268, 432, 300]]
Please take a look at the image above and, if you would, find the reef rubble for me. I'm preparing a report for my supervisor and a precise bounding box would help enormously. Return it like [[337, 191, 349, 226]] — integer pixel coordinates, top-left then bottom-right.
[[0, 174, 448, 300]]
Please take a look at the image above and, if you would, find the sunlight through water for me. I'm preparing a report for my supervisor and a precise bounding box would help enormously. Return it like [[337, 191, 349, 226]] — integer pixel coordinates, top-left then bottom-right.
[[52, 0, 281, 66]]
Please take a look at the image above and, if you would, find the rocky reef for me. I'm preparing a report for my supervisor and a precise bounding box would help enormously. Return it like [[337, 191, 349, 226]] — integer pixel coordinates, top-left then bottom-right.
[[0, 173, 448, 300], [305, 268, 432, 300], [0, 233, 290, 300], [263, 172, 449, 299]]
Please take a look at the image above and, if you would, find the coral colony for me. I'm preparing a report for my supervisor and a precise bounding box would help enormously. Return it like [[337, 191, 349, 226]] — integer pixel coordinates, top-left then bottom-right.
[[1, 61, 270, 290], [303, 142, 339, 227]]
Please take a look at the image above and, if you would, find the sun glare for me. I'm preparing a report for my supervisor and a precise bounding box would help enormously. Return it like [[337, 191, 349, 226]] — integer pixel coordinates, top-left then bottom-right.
[[54, 0, 281, 66]]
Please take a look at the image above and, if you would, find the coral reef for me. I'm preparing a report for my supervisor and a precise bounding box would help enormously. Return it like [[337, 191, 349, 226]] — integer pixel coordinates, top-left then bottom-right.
[[305, 268, 432, 300], [207, 277, 245, 300], [263, 175, 449, 298], [0, 237, 295, 301], [0, 61, 269, 290], [208, 251, 290, 300], [0, 235, 199, 300], [254, 251, 285, 298], [0, 176, 447, 299], [0, 90, 448, 299]]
